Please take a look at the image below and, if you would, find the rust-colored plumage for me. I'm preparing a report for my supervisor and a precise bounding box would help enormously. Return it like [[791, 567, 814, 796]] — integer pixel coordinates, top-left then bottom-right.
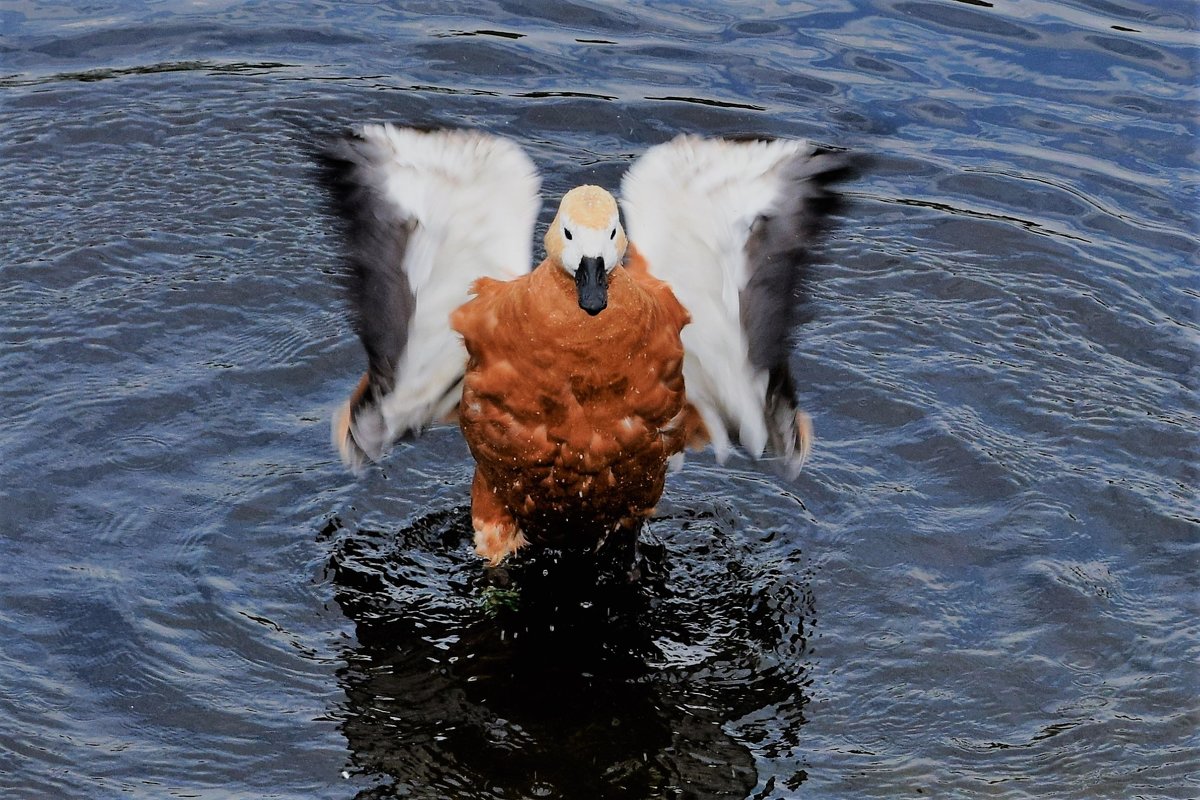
[[451, 246, 690, 561]]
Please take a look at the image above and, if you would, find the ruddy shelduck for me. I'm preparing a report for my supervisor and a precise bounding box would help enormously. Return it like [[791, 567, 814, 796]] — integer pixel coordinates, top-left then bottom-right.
[[320, 125, 845, 564]]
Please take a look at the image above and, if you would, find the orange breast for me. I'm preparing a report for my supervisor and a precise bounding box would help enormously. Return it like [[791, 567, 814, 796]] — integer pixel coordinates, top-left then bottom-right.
[[451, 252, 689, 542]]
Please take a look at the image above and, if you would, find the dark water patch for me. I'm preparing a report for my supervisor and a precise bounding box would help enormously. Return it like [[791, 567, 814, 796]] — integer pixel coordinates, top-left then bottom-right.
[[25, 23, 367, 59], [646, 95, 767, 112], [324, 505, 803, 798], [893, 1, 1040, 41], [437, 28, 526, 40], [495, 0, 645, 34], [0, 60, 296, 88], [415, 37, 567, 81], [733, 21, 785, 36], [519, 89, 619, 101]]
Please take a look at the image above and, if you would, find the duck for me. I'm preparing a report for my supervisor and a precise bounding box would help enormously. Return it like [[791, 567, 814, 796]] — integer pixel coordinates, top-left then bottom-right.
[[319, 124, 845, 564]]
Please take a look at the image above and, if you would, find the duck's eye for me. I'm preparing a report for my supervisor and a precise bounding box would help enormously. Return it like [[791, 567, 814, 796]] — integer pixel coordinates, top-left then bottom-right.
[[610, 228, 616, 240], [564, 228, 573, 240]]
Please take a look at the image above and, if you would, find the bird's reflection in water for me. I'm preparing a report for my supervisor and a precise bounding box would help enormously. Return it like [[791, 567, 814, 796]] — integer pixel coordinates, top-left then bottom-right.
[[324, 506, 808, 799]]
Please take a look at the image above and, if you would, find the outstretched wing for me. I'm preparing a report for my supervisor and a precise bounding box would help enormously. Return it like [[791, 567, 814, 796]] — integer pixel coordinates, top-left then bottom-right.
[[319, 124, 541, 471], [620, 134, 847, 475]]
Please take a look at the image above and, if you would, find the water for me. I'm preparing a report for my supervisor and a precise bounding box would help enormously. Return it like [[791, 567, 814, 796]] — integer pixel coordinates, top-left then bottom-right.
[[1, 1, 1197, 797]]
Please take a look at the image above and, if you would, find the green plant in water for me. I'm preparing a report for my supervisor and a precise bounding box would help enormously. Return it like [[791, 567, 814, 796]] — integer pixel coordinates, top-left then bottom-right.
[[478, 584, 521, 614]]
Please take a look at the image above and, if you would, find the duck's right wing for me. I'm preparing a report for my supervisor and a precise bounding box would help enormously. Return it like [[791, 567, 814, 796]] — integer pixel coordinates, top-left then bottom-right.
[[319, 125, 541, 471]]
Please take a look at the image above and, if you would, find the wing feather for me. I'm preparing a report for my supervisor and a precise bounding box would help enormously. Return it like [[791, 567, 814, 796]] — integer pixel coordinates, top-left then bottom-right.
[[319, 125, 541, 470], [620, 134, 847, 474]]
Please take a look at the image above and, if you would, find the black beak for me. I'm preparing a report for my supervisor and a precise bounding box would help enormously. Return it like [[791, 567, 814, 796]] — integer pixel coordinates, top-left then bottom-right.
[[575, 256, 607, 316]]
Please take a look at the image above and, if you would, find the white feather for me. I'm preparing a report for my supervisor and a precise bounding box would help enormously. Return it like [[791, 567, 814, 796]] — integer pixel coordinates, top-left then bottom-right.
[[620, 135, 816, 461], [354, 124, 542, 442]]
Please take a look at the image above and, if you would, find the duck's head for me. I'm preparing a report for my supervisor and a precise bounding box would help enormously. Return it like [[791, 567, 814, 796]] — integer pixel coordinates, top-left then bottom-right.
[[544, 185, 627, 316]]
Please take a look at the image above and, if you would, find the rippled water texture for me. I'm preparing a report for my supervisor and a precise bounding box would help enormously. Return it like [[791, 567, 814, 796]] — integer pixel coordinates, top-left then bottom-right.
[[2, 1, 1197, 797]]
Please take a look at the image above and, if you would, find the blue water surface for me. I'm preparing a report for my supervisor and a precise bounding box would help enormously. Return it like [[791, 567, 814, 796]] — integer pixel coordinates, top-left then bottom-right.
[[1, 1, 1197, 798]]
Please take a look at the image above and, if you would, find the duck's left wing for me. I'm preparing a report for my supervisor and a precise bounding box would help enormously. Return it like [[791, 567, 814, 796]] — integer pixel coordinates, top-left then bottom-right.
[[319, 125, 541, 471], [620, 134, 847, 475]]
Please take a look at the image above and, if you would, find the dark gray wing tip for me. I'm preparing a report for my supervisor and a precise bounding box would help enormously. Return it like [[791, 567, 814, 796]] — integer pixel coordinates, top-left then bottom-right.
[[737, 140, 861, 468], [315, 129, 417, 396], [739, 142, 858, 372], [788, 147, 861, 236]]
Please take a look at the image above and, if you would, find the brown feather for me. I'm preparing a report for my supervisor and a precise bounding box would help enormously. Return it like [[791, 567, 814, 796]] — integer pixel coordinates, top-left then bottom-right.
[[451, 252, 690, 560]]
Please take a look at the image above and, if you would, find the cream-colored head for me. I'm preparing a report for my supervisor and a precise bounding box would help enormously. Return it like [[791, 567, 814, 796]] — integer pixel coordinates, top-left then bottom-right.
[[544, 186, 627, 316], [545, 185, 627, 272]]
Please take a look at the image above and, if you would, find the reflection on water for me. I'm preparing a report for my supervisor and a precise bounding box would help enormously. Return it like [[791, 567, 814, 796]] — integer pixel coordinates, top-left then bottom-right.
[[325, 507, 812, 797]]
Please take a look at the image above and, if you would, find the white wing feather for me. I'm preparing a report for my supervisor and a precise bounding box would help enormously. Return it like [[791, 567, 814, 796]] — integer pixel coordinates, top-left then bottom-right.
[[621, 135, 832, 471], [323, 125, 541, 469], [370, 126, 539, 434]]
